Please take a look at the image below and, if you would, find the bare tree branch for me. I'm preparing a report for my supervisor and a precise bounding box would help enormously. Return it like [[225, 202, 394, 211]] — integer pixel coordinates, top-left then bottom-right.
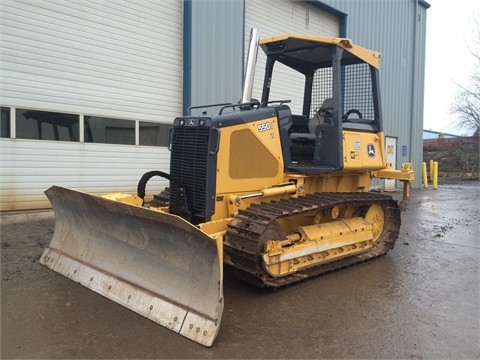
[[451, 14, 480, 135]]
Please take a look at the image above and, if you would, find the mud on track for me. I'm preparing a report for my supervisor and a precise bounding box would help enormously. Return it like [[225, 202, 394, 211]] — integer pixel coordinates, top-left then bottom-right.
[[1, 182, 479, 359]]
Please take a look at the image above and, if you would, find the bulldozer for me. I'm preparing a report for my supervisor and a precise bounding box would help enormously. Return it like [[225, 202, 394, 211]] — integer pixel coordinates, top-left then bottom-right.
[[40, 30, 415, 347]]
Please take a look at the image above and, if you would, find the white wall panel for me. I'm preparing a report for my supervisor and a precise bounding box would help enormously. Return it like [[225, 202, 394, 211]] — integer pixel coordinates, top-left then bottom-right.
[[0, 138, 170, 211], [0, 0, 182, 210], [321, 0, 428, 188], [0, 0, 183, 122]]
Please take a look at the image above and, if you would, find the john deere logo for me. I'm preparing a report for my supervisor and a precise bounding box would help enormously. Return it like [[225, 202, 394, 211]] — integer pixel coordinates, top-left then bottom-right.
[[367, 144, 376, 157]]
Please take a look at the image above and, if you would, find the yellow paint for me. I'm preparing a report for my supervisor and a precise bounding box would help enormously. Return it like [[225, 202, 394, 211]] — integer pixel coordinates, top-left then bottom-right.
[[215, 116, 284, 195], [262, 216, 374, 276], [422, 162, 428, 188], [258, 203, 386, 277], [259, 34, 381, 69], [101, 193, 143, 206], [342, 130, 385, 171]]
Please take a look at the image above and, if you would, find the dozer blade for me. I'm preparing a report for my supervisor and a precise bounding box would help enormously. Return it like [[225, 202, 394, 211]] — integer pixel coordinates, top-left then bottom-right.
[[40, 186, 223, 347]]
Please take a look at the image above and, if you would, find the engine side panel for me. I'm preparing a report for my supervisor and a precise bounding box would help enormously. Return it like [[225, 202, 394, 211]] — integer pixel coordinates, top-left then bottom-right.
[[215, 113, 285, 195]]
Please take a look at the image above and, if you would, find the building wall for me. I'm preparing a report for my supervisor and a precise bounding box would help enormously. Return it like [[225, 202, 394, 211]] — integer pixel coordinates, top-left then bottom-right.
[[1, 0, 183, 121], [0, 0, 427, 210], [186, 0, 341, 114], [1, 139, 169, 210], [186, 0, 245, 115], [0, 0, 183, 210], [423, 130, 460, 139], [245, 0, 340, 113], [188, 0, 427, 188], [321, 0, 429, 188]]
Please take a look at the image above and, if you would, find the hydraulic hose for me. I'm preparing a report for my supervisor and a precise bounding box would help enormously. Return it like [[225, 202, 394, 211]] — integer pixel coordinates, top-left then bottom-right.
[[137, 170, 172, 201]]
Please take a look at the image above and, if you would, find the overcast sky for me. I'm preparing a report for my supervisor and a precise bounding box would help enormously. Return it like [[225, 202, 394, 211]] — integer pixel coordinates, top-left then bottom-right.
[[424, 0, 480, 135]]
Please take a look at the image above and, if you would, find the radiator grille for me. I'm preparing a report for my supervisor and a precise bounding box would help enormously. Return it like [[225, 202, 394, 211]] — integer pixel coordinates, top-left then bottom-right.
[[169, 126, 211, 223]]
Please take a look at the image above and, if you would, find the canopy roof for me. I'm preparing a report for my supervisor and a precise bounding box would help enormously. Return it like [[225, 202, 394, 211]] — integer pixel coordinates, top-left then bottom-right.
[[259, 34, 381, 72]]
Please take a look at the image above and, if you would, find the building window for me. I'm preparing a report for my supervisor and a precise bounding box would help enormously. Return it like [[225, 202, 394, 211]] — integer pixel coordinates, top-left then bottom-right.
[[3, 107, 170, 147], [85, 116, 135, 145], [139, 121, 172, 147], [16, 109, 80, 141], [1, 107, 10, 138]]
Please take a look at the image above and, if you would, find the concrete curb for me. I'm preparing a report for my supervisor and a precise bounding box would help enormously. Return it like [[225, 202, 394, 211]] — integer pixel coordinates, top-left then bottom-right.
[[1, 210, 54, 225]]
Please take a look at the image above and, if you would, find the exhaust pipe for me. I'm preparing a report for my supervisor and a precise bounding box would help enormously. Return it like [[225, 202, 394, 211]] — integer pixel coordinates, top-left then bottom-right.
[[241, 28, 260, 104]]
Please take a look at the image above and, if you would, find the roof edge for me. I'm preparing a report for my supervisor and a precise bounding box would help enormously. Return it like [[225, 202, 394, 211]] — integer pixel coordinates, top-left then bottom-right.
[[419, 0, 431, 9]]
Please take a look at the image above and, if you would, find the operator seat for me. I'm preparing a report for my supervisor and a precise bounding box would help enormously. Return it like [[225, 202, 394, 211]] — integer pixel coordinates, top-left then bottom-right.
[[290, 98, 333, 141], [308, 97, 333, 133]]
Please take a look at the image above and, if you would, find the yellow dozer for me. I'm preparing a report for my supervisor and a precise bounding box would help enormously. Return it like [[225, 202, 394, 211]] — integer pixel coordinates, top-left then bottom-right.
[[40, 30, 415, 347]]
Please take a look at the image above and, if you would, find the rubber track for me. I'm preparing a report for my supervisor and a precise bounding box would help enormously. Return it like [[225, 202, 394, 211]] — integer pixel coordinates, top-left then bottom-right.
[[224, 192, 401, 288]]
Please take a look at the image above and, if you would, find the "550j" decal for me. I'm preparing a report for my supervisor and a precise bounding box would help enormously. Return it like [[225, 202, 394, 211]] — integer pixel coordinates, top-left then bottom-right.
[[257, 122, 274, 132]]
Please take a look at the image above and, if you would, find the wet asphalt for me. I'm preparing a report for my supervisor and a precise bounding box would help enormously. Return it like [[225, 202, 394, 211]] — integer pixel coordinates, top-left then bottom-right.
[[1, 181, 479, 359]]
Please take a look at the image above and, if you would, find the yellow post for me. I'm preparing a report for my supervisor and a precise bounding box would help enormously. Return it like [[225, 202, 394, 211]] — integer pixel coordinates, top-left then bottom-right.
[[422, 162, 428, 188], [429, 159, 434, 180], [433, 161, 438, 189]]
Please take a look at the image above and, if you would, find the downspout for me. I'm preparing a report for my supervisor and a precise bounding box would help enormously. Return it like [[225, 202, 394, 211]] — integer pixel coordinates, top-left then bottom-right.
[[183, 0, 192, 115], [339, 13, 348, 38], [409, 0, 419, 164]]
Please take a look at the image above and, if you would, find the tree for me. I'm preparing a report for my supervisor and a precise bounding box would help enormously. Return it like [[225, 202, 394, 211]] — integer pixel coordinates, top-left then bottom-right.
[[450, 18, 480, 136]]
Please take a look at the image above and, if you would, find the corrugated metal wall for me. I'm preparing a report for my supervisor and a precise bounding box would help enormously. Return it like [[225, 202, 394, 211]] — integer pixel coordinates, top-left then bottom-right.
[[245, 0, 339, 37], [187, 1, 244, 113], [187, 0, 340, 115], [1, 0, 183, 122], [1, 0, 427, 211], [1, 139, 169, 210], [0, 0, 183, 211], [245, 0, 340, 113], [186, 0, 427, 189], [321, 0, 428, 188]]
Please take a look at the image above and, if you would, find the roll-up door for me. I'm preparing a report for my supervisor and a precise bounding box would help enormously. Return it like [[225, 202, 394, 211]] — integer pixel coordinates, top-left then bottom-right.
[[245, 0, 340, 114], [1, 0, 182, 121], [0, 1, 182, 210]]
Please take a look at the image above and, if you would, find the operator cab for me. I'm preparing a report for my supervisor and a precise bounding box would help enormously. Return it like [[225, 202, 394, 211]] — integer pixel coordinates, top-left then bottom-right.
[[259, 35, 383, 173]]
